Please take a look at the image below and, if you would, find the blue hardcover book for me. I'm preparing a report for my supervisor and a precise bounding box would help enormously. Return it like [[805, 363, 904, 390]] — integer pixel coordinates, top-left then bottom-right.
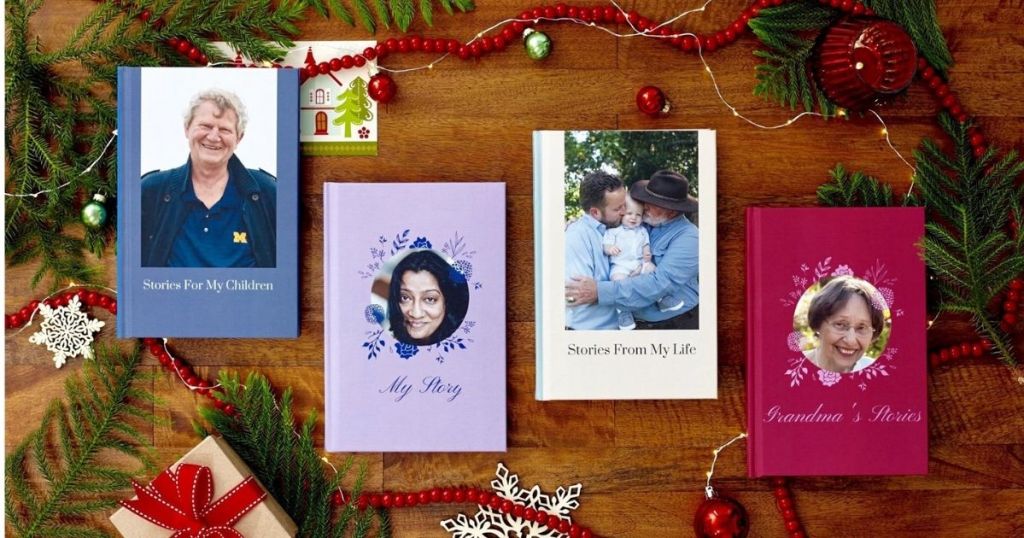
[[117, 67, 299, 337]]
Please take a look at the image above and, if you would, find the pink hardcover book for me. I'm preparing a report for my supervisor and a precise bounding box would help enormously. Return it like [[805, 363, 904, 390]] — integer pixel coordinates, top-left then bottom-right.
[[746, 207, 927, 476]]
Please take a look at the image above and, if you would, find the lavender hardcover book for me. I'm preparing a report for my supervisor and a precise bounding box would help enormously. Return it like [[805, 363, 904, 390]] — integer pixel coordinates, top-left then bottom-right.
[[324, 183, 507, 452]]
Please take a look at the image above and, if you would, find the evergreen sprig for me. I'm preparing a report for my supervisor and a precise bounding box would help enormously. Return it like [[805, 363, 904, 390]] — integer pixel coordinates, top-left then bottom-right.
[[5, 0, 306, 289], [196, 371, 387, 538], [5, 345, 158, 538], [304, 0, 474, 33], [817, 113, 1024, 370], [749, 2, 839, 115], [816, 164, 895, 207]]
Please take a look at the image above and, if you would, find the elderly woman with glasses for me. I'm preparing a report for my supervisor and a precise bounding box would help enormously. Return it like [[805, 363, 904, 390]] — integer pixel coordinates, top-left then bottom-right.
[[806, 275, 886, 373]]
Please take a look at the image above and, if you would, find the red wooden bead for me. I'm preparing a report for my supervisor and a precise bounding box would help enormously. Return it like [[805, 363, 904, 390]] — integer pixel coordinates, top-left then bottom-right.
[[488, 496, 501, 509], [731, 21, 745, 34], [567, 7, 579, 19], [469, 42, 482, 57], [1008, 290, 1021, 301], [555, 3, 568, 17], [569, 524, 582, 538], [603, 6, 616, 22], [920, 67, 936, 81], [970, 133, 986, 147], [5, 315, 16, 329], [177, 40, 191, 53], [304, 65, 318, 78], [547, 515, 560, 529], [939, 348, 950, 361], [531, 7, 543, 19], [447, 39, 460, 52], [385, 38, 399, 52], [950, 346, 962, 359], [317, 62, 329, 74], [773, 486, 789, 498], [382, 493, 394, 508], [786, 520, 802, 533], [929, 351, 941, 366], [418, 491, 430, 504], [478, 491, 491, 504], [357, 494, 368, 509], [428, 487, 441, 502], [782, 509, 797, 521], [524, 507, 537, 521], [442, 488, 454, 503], [635, 18, 648, 32], [188, 47, 201, 61], [369, 494, 382, 508], [829, 0, 842, 7], [363, 47, 376, 60], [949, 104, 964, 117], [1004, 313, 1018, 325], [626, 10, 638, 24], [955, 112, 969, 123], [790, 531, 807, 538], [493, 36, 507, 51], [558, 520, 571, 533], [543, 6, 555, 18], [960, 342, 971, 356], [406, 493, 417, 506], [581, 530, 593, 538], [615, 11, 626, 23], [1010, 279, 1024, 291], [393, 494, 406, 507], [777, 497, 793, 511], [375, 44, 387, 58], [725, 29, 737, 42], [454, 488, 466, 502], [852, 3, 865, 15], [466, 487, 479, 502], [971, 343, 984, 357], [500, 500, 513, 513], [397, 38, 411, 53], [480, 37, 493, 52], [19, 306, 32, 320], [973, 145, 986, 158], [703, 36, 718, 52], [682, 36, 697, 52], [326, 58, 340, 71], [186, 376, 199, 386], [518, 10, 532, 20], [410, 36, 422, 51], [458, 46, 470, 60], [941, 94, 957, 109], [341, 55, 354, 69], [168, 37, 180, 48], [750, 5, 761, 16], [224, 404, 236, 415], [512, 504, 525, 517], [331, 491, 344, 506], [214, 399, 225, 409]]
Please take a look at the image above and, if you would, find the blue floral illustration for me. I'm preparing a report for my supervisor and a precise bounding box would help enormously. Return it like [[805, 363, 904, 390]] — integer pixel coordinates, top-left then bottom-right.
[[410, 237, 432, 249], [453, 259, 473, 279], [395, 341, 419, 359], [364, 304, 386, 325]]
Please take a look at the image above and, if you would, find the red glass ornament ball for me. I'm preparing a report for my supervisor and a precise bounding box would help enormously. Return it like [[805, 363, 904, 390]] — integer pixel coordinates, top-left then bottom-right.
[[693, 495, 750, 538], [816, 17, 918, 111], [636, 85, 670, 117], [368, 73, 398, 104]]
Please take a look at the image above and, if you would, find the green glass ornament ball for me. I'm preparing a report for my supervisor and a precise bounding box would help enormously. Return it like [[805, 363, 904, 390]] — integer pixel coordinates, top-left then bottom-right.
[[81, 194, 108, 229], [523, 29, 552, 60]]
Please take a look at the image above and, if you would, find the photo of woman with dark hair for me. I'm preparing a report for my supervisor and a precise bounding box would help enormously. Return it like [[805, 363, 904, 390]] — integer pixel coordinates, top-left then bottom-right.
[[387, 250, 470, 346], [805, 275, 887, 373]]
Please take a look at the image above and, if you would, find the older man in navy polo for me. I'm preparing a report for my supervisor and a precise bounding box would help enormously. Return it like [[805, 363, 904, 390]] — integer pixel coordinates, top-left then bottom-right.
[[566, 170, 700, 330], [141, 88, 277, 268]]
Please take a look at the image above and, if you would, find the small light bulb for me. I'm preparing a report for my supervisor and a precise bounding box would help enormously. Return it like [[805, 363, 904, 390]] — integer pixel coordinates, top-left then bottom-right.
[[855, 61, 864, 70], [705, 471, 712, 478], [881, 128, 888, 136]]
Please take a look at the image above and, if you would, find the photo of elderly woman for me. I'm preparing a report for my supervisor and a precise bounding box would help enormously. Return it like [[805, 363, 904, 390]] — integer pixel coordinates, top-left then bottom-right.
[[371, 250, 470, 346], [801, 275, 889, 373]]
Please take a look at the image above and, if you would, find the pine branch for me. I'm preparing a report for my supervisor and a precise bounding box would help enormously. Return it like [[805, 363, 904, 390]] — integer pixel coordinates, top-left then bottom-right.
[[198, 371, 385, 538], [5, 345, 158, 538], [749, 2, 839, 115], [303, 0, 474, 32], [817, 164, 895, 207]]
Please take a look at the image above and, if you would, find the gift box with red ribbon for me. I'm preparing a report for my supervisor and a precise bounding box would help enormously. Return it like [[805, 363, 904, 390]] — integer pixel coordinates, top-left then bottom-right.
[[110, 436, 297, 538]]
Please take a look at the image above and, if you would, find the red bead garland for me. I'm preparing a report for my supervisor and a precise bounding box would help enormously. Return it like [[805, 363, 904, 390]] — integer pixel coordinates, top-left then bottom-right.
[[770, 477, 807, 538]]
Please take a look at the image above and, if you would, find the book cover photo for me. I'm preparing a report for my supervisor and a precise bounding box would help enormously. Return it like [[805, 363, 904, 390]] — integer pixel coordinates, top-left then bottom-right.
[[116, 67, 299, 338], [324, 183, 507, 452], [534, 130, 718, 400], [746, 207, 927, 476]]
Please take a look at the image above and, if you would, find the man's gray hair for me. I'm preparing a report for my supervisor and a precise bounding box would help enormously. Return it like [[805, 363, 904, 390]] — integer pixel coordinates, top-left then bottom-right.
[[183, 88, 248, 135]]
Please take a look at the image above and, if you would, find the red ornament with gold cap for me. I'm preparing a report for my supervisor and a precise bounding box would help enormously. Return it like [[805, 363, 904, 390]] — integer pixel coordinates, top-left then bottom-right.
[[815, 17, 918, 111]]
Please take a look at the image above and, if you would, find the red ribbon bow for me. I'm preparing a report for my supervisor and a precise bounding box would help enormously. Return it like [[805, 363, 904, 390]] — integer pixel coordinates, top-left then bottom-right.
[[120, 463, 267, 538]]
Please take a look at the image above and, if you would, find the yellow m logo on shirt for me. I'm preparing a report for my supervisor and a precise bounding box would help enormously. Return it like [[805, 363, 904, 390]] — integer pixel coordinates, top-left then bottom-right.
[[233, 232, 247, 244]]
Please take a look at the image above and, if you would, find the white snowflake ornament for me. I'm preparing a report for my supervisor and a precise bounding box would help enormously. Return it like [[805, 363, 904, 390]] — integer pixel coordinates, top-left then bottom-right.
[[441, 463, 584, 538], [28, 296, 105, 368]]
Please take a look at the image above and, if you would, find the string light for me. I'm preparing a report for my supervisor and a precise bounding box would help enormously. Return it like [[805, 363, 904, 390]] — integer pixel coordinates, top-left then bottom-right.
[[704, 431, 746, 499], [5, 130, 118, 199]]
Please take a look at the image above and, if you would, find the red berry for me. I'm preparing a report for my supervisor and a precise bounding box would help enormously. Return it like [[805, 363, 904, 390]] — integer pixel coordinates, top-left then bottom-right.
[[950, 346, 961, 359], [442, 488, 454, 502], [960, 342, 971, 356], [852, 3, 865, 15], [559, 520, 571, 533], [480, 37, 493, 52], [581, 530, 593, 538], [546, 515, 560, 529], [971, 343, 983, 357], [524, 507, 537, 521], [939, 348, 950, 361], [357, 494, 368, 510], [488, 496, 501, 509], [406, 493, 417, 506], [1009, 290, 1021, 301], [418, 491, 430, 504], [363, 47, 376, 60], [941, 94, 957, 109], [921, 66, 936, 80], [786, 520, 802, 533], [341, 55, 354, 69], [543, 6, 555, 18], [430, 488, 442, 502], [1010, 279, 1024, 291], [555, 3, 568, 17], [469, 42, 482, 57], [375, 44, 387, 58], [1004, 313, 1018, 325], [188, 47, 201, 61], [512, 504, 524, 517], [777, 497, 794, 511], [458, 46, 470, 60], [773, 486, 789, 498], [393, 494, 405, 507], [304, 65, 318, 78], [478, 491, 491, 504], [454, 488, 466, 502], [493, 36, 507, 51], [385, 38, 399, 52], [318, 62, 330, 74], [410, 36, 422, 51], [369, 494, 382, 508], [500, 500, 513, 513], [570, 524, 582, 538]]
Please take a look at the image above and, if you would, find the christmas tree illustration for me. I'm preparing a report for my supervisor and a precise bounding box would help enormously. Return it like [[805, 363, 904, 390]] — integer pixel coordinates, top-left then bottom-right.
[[333, 77, 374, 138]]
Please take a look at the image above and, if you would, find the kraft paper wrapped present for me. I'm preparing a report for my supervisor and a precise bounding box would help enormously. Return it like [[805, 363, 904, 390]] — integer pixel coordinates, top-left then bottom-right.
[[110, 435, 297, 537]]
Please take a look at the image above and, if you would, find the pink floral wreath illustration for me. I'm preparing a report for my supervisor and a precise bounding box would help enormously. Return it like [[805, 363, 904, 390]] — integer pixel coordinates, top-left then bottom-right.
[[781, 257, 903, 391]]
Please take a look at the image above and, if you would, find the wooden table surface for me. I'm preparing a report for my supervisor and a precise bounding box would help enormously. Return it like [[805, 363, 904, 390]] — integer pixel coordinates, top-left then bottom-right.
[[7, 1, 1024, 536]]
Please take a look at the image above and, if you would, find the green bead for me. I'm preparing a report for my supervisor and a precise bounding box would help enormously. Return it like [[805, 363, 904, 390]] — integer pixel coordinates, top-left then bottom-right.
[[523, 29, 552, 61], [81, 195, 107, 229]]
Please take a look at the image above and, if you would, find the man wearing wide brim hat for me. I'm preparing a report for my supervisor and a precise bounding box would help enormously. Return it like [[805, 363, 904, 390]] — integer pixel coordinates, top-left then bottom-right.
[[565, 170, 700, 330]]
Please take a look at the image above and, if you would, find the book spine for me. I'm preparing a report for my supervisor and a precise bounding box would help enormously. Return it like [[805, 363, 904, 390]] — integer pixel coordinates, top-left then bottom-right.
[[532, 132, 546, 400], [323, 184, 335, 450], [745, 207, 759, 477], [115, 67, 138, 338]]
